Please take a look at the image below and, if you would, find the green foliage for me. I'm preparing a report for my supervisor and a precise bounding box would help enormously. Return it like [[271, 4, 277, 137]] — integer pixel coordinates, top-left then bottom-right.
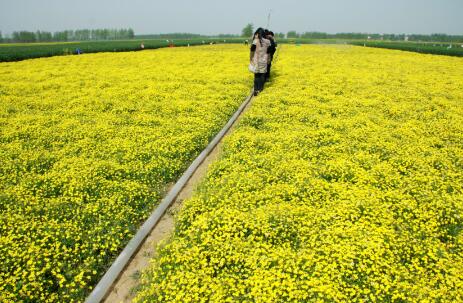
[[0, 38, 244, 62], [301, 31, 328, 39], [137, 33, 239, 40], [36, 31, 53, 42], [241, 23, 254, 38], [352, 41, 463, 57], [281, 32, 463, 42], [137, 33, 203, 39], [287, 31, 299, 38], [9, 28, 136, 43], [12, 31, 37, 43]]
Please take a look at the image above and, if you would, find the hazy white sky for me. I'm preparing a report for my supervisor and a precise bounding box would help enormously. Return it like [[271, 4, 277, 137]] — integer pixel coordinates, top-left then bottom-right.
[[0, 0, 462, 36]]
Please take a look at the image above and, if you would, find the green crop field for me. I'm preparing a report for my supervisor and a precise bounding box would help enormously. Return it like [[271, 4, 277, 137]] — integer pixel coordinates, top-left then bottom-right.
[[2, 37, 463, 63], [351, 41, 463, 57], [0, 38, 245, 62]]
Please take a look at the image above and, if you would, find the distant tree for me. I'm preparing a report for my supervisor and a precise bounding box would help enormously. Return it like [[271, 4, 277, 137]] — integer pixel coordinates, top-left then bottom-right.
[[241, 23, 254, 38], [90, 29, 97, 40], [91, 29, 105, 40], [0, 31, 3, 43], [301, 31, 328, 39], [74, 29, 90, 41], [136, 33, 204, 39], [82, 29, 91, 40], [36, 31, 53, 42], [275, 32, 285, 39], [335, 32, 367, 39], [103, 29, 110, 40], [66, 30, 75, 41], [287, 31, 299, 38], [119, 29, 125, 39], [53, 31, 68, 42], [12, 31, 36, 42], [128, 28, 135, 39], [3, 27, 136, 43]]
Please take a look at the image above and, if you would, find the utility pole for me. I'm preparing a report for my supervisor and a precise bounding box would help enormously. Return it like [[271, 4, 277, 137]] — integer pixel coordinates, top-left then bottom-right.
[[267, 10, 273, 28]]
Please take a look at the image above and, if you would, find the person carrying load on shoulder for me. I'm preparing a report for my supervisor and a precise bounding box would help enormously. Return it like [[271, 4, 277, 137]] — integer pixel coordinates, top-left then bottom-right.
[[265, 30, 277, 81], [249, 27, 271, 96]]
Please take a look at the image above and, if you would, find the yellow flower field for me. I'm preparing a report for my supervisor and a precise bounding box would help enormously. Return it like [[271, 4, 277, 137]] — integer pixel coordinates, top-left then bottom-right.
[[134, 45, 463, 302], [0, 45, 250, 302]]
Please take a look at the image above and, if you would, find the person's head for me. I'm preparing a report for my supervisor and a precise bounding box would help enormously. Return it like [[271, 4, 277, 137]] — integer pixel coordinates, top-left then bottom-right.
[[266, 31, 275, 41], [254, 27, 265, 40]]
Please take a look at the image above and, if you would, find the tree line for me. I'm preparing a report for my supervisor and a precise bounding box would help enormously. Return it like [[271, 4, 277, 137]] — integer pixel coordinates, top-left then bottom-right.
[[1, 30, 242, 43], [286, 31, 463, 42], [2, 28, 135, 43], [241, 24, 285, 39], [3, 26, 462, 44], [136, 33, 241, 40], [241, 24, 462, 42]]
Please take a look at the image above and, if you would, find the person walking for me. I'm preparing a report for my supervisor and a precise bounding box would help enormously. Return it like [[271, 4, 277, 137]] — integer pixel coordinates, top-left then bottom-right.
[[265, 31, 277, 81], [250, 28, 271, 96]]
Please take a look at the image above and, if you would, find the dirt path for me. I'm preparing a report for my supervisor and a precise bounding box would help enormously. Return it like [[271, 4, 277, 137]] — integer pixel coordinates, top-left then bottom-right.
[[103, 93, 254, 303]]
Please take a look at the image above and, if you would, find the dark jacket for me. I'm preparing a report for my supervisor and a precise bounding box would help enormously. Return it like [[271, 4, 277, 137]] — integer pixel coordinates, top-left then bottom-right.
[[268, 38, 277, 61]]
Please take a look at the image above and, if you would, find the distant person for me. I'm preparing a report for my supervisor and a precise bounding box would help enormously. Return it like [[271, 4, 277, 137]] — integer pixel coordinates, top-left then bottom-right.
[[140, 42, 145, 49], [244, 39, 249, 45], [265, 30, 277, 81], [76, 48, 82, 55], [250, 27, 271, 96]]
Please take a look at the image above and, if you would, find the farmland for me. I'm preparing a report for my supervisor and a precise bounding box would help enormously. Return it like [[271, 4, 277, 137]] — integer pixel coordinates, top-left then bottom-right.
[[351, 41, 463, 57], [2, 38, 462, 63], [134, 45, 463, 302], [0, 38, 245, 62], [1, 42, 463, 303], [0, 45, 250, 302]]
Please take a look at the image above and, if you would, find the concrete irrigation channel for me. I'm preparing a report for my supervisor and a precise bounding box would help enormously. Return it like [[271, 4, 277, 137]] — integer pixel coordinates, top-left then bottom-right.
[[85, 91, 255, 303]]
